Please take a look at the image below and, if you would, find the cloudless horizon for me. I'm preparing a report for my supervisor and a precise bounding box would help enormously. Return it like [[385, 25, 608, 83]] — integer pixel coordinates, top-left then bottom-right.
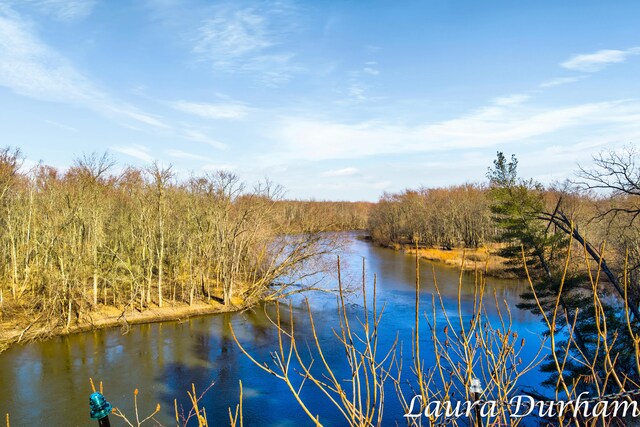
[[1, 0, 640, 201]]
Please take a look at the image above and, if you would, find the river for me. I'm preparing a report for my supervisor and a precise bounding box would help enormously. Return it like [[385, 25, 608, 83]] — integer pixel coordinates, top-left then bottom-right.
[[0, 233, 548, 426]]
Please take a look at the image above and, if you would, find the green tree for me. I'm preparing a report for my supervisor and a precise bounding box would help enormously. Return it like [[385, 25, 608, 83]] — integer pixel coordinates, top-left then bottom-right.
[[487, 152, 596, 387], [487, 152, 567, 279]]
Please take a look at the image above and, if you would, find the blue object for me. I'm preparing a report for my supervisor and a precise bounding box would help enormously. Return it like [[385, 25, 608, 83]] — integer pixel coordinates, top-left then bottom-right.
[[89, 392, 113, 420]]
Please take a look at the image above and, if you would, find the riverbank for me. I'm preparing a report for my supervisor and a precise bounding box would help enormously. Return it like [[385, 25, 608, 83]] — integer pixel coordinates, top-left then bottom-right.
[[0, 299, 246, 354], [385, 242, 515, 279]]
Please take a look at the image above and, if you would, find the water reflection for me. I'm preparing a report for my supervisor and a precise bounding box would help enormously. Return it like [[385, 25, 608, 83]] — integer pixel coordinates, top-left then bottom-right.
[[0, 233, 547, 426]]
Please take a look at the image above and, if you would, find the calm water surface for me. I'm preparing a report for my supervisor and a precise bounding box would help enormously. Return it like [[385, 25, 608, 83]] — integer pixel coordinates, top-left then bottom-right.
[[0, 233, 548, 426]]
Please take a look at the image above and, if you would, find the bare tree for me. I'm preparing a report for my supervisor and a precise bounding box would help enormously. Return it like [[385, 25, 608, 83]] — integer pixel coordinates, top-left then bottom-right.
[[73, 152, 115, 306], [576, 144, 640, 224], [0, 146, 355, 344], [147, 162, 173, 308]]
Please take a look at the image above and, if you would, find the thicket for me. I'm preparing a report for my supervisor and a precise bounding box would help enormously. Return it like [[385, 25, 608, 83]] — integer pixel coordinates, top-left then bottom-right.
[[368, 184, 496, 249], [366, 157, 621, 261], [272, 200, 372, 233], [0, 148, 367, 334]]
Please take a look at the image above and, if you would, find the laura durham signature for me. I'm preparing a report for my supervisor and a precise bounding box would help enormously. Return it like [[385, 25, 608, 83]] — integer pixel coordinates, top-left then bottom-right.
[[404, 393, 640, 420]]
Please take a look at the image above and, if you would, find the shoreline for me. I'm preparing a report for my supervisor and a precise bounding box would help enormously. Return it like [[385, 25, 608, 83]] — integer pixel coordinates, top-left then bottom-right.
[[0, 300, 247, 354], [377, 241, 516, 279]]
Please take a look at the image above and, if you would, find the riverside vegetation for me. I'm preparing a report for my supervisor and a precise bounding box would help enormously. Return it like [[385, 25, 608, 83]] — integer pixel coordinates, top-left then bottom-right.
[[368, 148, 640, 282], [0, 147, 371, 350]]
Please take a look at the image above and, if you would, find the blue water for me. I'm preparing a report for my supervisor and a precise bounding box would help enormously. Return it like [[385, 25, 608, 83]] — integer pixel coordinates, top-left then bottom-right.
[[0, 233, 548, 426]]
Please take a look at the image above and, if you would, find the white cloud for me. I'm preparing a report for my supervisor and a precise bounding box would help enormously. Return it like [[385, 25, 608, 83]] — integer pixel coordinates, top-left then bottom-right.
[[0, 7, 101, 103], [273, 100, 640, 161], [112, 145, 154, 163], [539, 76, 585, 88], [240, 52, 301, 86], [313, 179, 391, 192], [113, 107, 169, 129], [561, 47, 640, 72], [1, 4, 265, 158], [0, 6, 171, 131], [165, 149, 211, 162], [172, 100, 249, 119], [194, 8, 272, 61], [182, 129, 227, 150], [192, 3, 300, 84], [322, 167, 358, 177], [203, 163, 237, 172], [44, 119, 78, 132], [363, 67, 379, 76], [492, 94, 529, 106], [348, 82, 367, 101]]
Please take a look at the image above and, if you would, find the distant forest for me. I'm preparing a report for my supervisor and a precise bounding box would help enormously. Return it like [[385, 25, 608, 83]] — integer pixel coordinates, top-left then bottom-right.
[[368, 148, 638, 280]]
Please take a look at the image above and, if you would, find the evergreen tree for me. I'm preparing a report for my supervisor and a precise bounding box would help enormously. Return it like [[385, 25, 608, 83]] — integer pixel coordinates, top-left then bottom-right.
[[487, 152, 596, 388]]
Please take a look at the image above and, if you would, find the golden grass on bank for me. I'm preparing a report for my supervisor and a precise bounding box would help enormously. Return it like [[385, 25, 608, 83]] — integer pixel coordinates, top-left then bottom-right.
[[405, 244, 514, 278]]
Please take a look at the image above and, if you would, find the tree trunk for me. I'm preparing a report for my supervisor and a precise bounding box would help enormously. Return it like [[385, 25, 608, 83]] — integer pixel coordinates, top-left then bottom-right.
[[542, 210, 640, 320], [158, 243, 164, 308]]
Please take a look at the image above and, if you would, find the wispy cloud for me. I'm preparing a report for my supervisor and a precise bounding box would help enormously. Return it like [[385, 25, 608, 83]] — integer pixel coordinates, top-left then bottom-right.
[[172, 100, 249, 120], [363, 67, 379, 76], [312, 179, 391, 194], [322, 167, 358, 177], [0, 3, 251, 157], [194, 8, 272, 61], [539, 76, 585, 88], [44, 119, 78, 132], [273, 99, 640, 161], [182, 129, 227, 150], [165, 149, 211, 162], [192, 2, 301, 85], [113, 107, 169, 129], [492, 94, 529, 106], [23, 0, 97, 22], [348, 82, 368, 101], [561, 47, 640, 72], [342, 61, 384, 103], [0, 6, 101, 103], [0, 5, 171, 131], [203, 162, 237, 172], [111, 145, 154, 163]]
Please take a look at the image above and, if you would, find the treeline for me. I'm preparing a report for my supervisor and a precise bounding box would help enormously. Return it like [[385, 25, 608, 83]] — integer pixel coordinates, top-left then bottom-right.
[[367, 175, 608, 255], [368, 184, 497, 249], [0, 148, 363, 330], [273, 200, 372, 233]]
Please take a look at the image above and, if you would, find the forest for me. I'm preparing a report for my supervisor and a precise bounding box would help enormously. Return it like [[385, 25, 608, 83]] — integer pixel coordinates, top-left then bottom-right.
[[0, 147, 370, 345], [368, 148, 639, 280]]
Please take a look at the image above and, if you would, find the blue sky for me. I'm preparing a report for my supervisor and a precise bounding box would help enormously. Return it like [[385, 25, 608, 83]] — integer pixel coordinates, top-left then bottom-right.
[[1, 0, 640, 201]]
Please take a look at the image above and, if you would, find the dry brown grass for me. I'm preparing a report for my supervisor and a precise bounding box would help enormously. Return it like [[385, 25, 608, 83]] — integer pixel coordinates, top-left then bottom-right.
[[404, 244, 514, 278]]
